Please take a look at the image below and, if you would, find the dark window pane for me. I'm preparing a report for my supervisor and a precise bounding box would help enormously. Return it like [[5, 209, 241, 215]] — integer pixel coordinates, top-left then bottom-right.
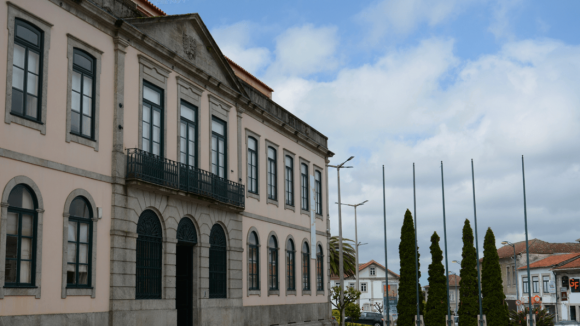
[[5, 260, 17, 283], [8, 185, 34, 209], [11, 89, 24, 115], [16, 24, 39, 45], [67, 265, 76, 284], [73, 52, 93, 72], [6, 236, 18, 258], [70, 197, 91, 218]]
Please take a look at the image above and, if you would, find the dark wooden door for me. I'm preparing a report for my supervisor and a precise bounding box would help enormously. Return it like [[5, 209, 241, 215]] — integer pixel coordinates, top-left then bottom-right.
[[176, 244, 193, 326]]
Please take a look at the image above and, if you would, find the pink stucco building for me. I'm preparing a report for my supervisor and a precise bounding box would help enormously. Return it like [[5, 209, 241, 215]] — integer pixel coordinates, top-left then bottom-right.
[[0, 1, 334, 325]]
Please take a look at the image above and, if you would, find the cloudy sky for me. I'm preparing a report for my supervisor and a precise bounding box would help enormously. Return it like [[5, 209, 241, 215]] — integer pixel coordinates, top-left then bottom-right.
[[156, 0, 580, 283]]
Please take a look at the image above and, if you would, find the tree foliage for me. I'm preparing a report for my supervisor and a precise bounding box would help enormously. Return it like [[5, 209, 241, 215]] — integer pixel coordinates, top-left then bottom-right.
[[458, 219, 479, 326], [329, 236, 357, 278], [345, 302, 361, 323], [331, 285, 362, 325], [509, 307, 554, 326], [482, 228, 509, 326], [397, 209, 423, 326], [425, 232, 448, 326]]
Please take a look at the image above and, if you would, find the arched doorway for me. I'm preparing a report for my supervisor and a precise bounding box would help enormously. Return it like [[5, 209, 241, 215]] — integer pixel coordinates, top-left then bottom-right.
[[176, 218, 197, 326]]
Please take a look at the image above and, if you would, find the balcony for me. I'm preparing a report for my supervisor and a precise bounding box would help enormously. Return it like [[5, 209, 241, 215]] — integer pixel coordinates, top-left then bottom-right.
[[125, 148, 245, 209]]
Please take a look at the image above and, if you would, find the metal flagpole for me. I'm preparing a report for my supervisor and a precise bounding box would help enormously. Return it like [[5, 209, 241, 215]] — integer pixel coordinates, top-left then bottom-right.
[[441, 162, 453, 326], [522, 155, 533, 325], [383, 166, 391, 326], [471, 159, 484, 325], [413, 163, 421, 326]]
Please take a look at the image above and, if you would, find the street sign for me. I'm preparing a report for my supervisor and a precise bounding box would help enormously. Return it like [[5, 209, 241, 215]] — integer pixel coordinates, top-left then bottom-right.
[[561, 292, 568, 301], [549, 281, 556, 293]]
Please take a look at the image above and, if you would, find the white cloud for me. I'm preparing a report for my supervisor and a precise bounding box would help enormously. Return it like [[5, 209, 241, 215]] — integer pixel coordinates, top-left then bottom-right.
[[269, 37, 580, 277], [356, 0, 478, 43], [488, 0, 523, 40], [265, 24, 339, 78], [211, 21, 271, 74]]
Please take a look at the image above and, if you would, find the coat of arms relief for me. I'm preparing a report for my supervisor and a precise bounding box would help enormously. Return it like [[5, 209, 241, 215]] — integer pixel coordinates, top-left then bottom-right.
[[183, 31, 197, 60]]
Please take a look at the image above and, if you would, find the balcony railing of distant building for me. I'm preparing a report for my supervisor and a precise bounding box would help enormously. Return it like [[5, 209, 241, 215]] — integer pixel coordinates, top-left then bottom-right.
[[126, 148, 245, 209]]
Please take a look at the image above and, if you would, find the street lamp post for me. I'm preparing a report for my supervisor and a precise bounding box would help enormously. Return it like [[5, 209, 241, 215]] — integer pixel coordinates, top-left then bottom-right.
[[502, 241, 520, 311], [441, 162, 453, 326], [337, 200, 368, 308], [328, 156, 354, 326], [521, 155, 533, 325], [470, 160, 484, 326]]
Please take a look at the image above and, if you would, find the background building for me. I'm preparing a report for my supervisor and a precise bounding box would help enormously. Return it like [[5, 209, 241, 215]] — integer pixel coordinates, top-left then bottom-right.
[[0, 0, 333, 325]]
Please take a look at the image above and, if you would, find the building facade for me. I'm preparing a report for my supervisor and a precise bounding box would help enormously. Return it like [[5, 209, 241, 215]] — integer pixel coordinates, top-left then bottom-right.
[[498, 239, 580, 311], [0, 1, 334, 325], [331, 260, 399, 319]]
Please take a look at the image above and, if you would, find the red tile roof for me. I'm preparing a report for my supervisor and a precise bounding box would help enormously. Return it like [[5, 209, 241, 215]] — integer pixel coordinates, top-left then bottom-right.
[[225, 57, 274, 92], [448, 274, 461, 287], [518, 253, 580, 270], [133, 0, 167, 17], [553, 255, 580, 270], [497, 239, 580, 259]]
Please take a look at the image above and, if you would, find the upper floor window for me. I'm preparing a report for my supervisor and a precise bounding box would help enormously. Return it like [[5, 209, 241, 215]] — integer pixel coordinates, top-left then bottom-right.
[[532, 276, 539, 293], [315, 170, 322, 215], [248, 231, 259, 291], [11, 19, 43, 121], [316, 245, 324, 291], [507, 266, 510, 285], [142, 83, 163, 156], [180, 101, 197, 168], [302, 242, 310, 291], [523, 277, 529, 293], [211, 117, 226, 178], [267, 147, 277, 200], [70, 49, 95, 139], [268, 235, 278, 291], [285, 156, 294, 206], [67, 197, 93, 287], [370, 267, 376, 276], [301, 163, 309, 211], [543, 276, 549, 293], [247, 137, 258, 194], [286, 239, 295, 291], [5, 185, 38, 286], [361, 283, 367, 292]]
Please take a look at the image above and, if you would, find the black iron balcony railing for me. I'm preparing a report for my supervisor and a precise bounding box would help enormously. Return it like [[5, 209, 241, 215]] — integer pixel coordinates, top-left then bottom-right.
[[126, 148, 245, 209]]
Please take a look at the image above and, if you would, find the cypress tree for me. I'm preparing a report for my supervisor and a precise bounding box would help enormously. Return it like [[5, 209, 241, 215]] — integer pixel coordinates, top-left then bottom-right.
[[482, 228, 509, 326], [397, 209, 422, 326], [458, 219, 478, 326], [425, 232, 447, 326]]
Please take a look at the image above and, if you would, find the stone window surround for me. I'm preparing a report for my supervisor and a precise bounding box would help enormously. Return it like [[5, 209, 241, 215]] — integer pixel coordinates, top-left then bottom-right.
[[316, 240, 324, 296], [138, 54, 170, 158], [285, 234, 296, 296], [246, 226, 261, 296], [4, 2, 52, 135], [283, 149, 296, 212], [265, 139, 279, 207], [301, 237, 311, 296], [244, 129, 261, 201], [0, 175, 44, 299], [313, 164, 324, 220], [176, 76, 203, 167], [299, 157, 310, 217], [267, 231, 279, 296], [65, 34, 102, 151], [208, 94, 232, 179], [61, 189, 99, 298]]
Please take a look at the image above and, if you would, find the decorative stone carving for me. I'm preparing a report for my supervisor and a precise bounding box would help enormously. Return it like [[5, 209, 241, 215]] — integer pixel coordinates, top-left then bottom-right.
[[183, 31, 197, 60]]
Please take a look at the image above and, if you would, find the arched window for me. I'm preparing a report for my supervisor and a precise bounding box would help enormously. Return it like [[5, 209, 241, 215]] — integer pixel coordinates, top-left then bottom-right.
[[136, 210, 162, 299], [209, 224, 227, 298], [176, 218, 197, 244], [248, 231, 259, 290], [302, 242, 310, 291], [316, 245, 324, 291], [286, 239, 295, 291], [67, 197, 93, 287], [247, 137, 258, 194], [268, 235, 278, 290], [11, 19, 43, 121], [5, 185, 37, 286]]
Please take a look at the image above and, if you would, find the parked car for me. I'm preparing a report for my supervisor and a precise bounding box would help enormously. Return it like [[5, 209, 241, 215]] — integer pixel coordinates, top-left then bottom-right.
[[345, 312, 384, 326], [555, 321, 580, 326]]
